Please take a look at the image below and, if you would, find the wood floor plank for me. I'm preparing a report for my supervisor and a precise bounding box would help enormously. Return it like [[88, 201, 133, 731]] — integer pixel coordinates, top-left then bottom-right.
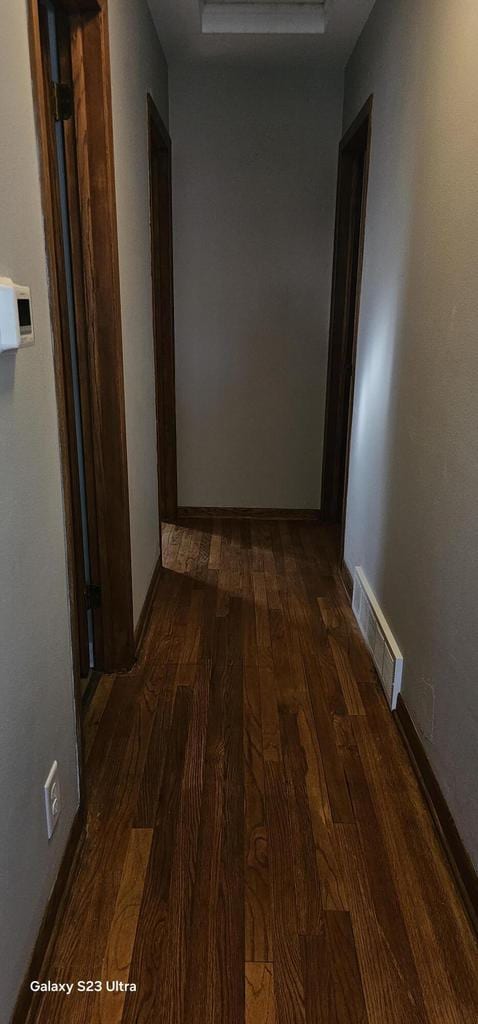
[[246, 963, 276, 1024], [303, 650, 354, 824], [336, 823, 426, 1024], [296, 706, 347, 911], [183, 648, 228, 1022], [134, 675, 176, 827], [183, 747, 224, 1024], [196, 524, 213, 572], [258, 656, 282, 764], [217, 652, 245, 1024], [301, 911, 368, 1024], [245, 664, 272, 962], [121, 687, 192, 1024], [279, 521, 298, 575], [242, 569, 258, 667], [284, 581, 347, 719], [279, 705, 322, 934], [137, 661, 212, 1024], [249, 520, 265, 572], [83, 674, 115, 762], [253, 571, 272, 654], [178, 589, 204, 664], [93, 828, 153, 1024], [317, 599, 366, 716], [264, 761, 306, 1024], [268, 599, 302, 705], [328, 636, 366, 716], [208, 520, 222, 569]]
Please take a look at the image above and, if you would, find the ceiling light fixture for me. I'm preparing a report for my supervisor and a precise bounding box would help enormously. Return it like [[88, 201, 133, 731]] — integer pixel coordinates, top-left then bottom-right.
[[200, 0, 332, 35]]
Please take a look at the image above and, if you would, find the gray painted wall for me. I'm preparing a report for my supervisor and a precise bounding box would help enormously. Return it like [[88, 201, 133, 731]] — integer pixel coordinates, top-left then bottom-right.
[[170, 63, 343, 509], [344, 0, 478, 865], [109, 0, 169, 624], [0, 3, 79, 1017]]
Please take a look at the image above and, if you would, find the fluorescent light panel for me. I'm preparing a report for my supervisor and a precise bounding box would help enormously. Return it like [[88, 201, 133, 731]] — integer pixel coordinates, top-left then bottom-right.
[[201, 0, 329, 34]]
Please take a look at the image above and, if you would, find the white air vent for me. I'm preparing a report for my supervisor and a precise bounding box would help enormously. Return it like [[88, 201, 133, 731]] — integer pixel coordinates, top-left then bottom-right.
[[352, 567, 403, 710]]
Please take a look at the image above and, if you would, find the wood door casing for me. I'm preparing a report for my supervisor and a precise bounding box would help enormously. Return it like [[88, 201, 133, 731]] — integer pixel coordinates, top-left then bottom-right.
[[57, 7, 104, 668], [28, 0, 135, 685], [37, 1, 93, 677], [148, 94, 178, 525], [321, 97, 373, 549]]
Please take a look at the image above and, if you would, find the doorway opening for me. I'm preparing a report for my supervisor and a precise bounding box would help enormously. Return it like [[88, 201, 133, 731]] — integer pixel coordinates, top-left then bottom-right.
[[321, 97, 372, 563], [148, 95, 178, 529], [29, 0, 135, 712]]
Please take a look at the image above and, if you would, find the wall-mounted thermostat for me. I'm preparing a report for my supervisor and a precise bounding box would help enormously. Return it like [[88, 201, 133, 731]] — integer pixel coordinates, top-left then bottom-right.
[[0, 277, 34, 354]]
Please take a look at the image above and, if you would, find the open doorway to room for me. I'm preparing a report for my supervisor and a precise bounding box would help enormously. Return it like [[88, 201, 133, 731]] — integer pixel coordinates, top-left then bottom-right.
[[148, 94, 178, 536], [321, 97, 372, 571], [29, 0, 135, 712]]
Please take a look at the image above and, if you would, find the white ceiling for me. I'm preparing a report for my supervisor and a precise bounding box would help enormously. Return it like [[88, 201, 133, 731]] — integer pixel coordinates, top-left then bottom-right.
[[147, 0, 376, 66]]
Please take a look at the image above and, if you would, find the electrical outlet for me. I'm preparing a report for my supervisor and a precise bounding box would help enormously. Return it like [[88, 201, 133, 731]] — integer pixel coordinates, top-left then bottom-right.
[[44, 761, 61, 840]]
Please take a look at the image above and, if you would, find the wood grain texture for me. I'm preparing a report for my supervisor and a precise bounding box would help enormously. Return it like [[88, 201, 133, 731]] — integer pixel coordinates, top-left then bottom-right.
[[148, 95, 178, 522], [134, 554, 163, 658], [70, 0, 135, 671], [301, 912, 367, 1024], [25, 520, 478, 1024], [95, 829, 153, 1024], [246, 964, 276, 1024], [245, 664, 272, 961], [83, 673, 115, 762], [29, 0, 135, 675]]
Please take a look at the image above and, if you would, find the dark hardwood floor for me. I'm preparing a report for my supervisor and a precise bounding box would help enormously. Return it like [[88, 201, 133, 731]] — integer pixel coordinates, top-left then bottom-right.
[[28, 520, 478, 1023]]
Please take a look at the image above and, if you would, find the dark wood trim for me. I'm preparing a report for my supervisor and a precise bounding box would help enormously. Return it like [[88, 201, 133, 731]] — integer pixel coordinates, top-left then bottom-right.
[[58, 0, 99, 11], [321, 96, 373, 555], [70, 1, 134, 671], [134, 553, 163, 657], [56, 7, 104, 673], [148, 94, 178, 524], [81, 668, 103, 711], [340, 95, 373, 152], [395, 695, 478, 937], [11, 810, 85, 1024], [28, 0, 135, 675], [339, 559, 353, 600], [177, 507, 322, 521]]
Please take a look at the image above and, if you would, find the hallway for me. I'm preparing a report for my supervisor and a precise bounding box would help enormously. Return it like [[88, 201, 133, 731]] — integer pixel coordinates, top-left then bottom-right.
[[30, 519, 477, 1024]]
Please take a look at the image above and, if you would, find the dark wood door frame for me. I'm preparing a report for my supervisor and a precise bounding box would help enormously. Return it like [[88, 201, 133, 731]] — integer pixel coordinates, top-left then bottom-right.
[[28, 0, 135, 685], [321, 97, 373, 558], [148, 94, 178, 524]]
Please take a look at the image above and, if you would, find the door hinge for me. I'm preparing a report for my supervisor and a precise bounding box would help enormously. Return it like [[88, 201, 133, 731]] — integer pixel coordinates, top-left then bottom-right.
[[52, 82, 73, 122], [85, 584, 102, 611]]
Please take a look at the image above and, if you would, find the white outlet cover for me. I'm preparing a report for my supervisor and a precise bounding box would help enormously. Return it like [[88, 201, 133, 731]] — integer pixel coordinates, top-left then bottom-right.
[[44, 761, 61, 840]]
